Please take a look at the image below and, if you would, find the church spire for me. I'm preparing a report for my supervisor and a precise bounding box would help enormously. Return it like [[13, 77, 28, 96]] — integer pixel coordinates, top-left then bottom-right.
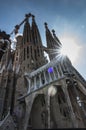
[[52, 29, 62, 47], [44, 23, 61, 60], [18, 14, 48, 73], [44, 22, 60, 48], [23, 14, 32, 44], [31, 15, 42, 45]]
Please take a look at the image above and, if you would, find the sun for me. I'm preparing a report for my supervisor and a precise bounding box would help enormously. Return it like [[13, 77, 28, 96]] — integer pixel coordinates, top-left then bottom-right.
[[59, 35, 81, 64]]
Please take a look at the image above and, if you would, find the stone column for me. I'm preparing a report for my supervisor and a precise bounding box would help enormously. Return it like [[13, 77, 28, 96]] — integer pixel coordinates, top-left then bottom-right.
[[55, 66, 60, 78], [39, 73, 42, 87], [34, 76, 36, 90], [24, 100, 34, 130], [48, 71, 52, 82], [45, 90, 51, 129], [43, 71, 47, 84], [58, 64, 63, 77], [26, 78, 31, 94], [47, 94, 50, 128], [61, 81, 78, 128], [53, 68, 57, 80], [30, 78, 34, 91]]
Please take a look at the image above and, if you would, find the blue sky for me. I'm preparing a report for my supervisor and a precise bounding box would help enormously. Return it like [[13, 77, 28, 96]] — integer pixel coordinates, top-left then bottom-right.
[[0, 0, 86, 79]]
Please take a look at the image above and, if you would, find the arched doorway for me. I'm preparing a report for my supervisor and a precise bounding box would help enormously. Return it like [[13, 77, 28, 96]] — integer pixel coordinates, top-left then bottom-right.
[[50, 85, 72, 128], [27, 94, 47, 129]]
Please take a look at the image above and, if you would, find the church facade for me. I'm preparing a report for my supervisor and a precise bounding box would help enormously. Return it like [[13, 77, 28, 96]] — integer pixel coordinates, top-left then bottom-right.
[[0, 13, 86, 130]]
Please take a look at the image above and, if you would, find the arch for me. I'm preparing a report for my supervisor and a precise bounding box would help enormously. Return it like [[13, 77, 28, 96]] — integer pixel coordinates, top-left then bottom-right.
[[57, 86, 66, 104], [27, 94, 47, 129], [50, 85, 71, 128], [57, 86, 69, 118], [67, 82, 85, 127]]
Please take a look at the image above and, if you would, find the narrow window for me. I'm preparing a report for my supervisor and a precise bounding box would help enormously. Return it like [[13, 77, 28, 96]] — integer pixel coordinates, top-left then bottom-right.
[[27, 46, 29, 58], [35, 49, 37, 60], [24, 48, 25, 60]]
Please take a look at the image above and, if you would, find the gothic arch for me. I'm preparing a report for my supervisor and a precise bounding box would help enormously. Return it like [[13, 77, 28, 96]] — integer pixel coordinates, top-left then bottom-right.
[[50, 85, 71, 128], [27, 94, 47, 129], [67, 82, 85, 127]]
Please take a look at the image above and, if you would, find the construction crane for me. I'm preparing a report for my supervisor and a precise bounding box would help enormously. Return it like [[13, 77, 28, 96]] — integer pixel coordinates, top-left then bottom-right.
[[10, 13, 32, 35]]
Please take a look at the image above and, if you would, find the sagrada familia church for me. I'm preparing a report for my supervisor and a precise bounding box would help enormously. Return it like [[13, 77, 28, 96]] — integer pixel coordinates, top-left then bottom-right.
[[0, 13, 86, 130]]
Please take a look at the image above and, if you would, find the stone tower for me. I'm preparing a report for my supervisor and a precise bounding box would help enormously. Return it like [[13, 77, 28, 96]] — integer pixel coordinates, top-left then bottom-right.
[[14, 14, 48, 74], [0, 13, 86, 130], [0, 35, 16, 121]]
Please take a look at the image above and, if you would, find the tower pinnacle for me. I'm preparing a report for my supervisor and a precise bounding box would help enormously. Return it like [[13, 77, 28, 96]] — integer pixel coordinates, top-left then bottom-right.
[[52, 29, 62, 46], [32, 15, 35, 21], [44, 23, 62, 60], [23, 16, 31, 44], [31, 15, 42, 45], [44, 22, 48, 29]]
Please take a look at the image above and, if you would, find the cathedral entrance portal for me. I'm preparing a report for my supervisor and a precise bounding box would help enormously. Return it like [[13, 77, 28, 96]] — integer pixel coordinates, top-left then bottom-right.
[[27, 94, 47, 129]]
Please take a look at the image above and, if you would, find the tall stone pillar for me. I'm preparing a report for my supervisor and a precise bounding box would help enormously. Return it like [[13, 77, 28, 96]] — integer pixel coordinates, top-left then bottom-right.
[[61, 80, 78, 128]]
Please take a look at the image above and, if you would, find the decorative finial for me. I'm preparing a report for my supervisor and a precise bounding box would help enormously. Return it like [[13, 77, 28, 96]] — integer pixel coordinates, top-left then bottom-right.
[[25, 13, 32, 18], [52, 29, 62, 45], [14, 25, 20, 34], [28, 13, 32, 17], [32, 15, 35, 18], [32, 15, 35, 19], [52, 29, 55, 35], [25, 14, 28, 18], [32, 15, 35, 23], [44, 22, 48, 29]]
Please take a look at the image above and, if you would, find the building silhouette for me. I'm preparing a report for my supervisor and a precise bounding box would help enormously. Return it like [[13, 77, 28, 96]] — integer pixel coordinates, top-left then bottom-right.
[[0, 13, 86, 130]]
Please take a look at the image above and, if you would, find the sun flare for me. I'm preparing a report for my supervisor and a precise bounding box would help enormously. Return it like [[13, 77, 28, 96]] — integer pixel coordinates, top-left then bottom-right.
[[59, 36, 81, 64]]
